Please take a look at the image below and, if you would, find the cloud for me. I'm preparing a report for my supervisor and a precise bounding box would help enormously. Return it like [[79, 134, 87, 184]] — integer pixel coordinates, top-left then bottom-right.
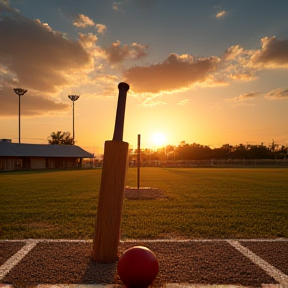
[[104, 40, 149, 64], [219, 45, 257, 82], [140, 97, 167, 107], [73, 14, 95, 27], [0, 3, 94, 116], [0, 5, 91, 93], [226, 92, 260, 102], [73, 14, 107, 34], [119, 36, 288, 97], [216, 10, 226, 18], [178, 99, 189, 105], [222, 45, 245, 61], [96, 24, 107, 33], [227, 72, 257, 81], [226, 88, 288, 103], [94, 74, 118, 83], [225, 92, 260, 107], [0, 2, 150, 116], [2, 0, 288, 116], [78, 32, 98, 48], [123, 53, 219, 93], [78, 33, 106, 62], [265, 88, 288, 100], [250, 36, 288, 68], [0, 86, 69, 117]]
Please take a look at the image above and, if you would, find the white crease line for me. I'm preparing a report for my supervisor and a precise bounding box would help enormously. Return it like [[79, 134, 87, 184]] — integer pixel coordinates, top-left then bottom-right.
[[0, 240, 39, 281], [227, 240, 288, 287], [0, 239, 91, 243]]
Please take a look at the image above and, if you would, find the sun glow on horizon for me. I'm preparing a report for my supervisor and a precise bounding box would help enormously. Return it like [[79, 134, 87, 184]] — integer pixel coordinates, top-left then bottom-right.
[[151, 132, 166, 147]]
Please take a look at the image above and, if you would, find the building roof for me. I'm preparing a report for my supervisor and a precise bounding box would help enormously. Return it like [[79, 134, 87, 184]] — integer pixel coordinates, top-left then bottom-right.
[[0, 142, 94, 158]]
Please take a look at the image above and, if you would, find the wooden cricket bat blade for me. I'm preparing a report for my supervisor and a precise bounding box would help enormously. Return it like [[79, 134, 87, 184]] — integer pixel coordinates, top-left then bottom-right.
[[92, 140, 128, 262], [92, 82, 130, 263]]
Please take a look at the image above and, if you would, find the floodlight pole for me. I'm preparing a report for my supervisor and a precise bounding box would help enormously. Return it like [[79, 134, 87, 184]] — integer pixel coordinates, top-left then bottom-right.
[[68, 95, 80, 144], [137, 134, 141, 191], [13, 88, 27, 143]]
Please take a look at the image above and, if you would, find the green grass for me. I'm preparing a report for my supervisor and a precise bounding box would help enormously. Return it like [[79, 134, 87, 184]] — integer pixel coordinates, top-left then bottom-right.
[[1, 168, 288, 239]]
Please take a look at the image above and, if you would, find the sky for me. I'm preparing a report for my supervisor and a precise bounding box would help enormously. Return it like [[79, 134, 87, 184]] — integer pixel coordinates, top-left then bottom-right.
[[1, 0, 288, 154]]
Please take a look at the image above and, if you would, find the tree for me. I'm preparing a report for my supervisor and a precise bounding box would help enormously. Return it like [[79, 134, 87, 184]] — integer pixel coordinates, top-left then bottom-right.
[[246, 145, 272, 159], [176, 143, 212, 160], [212, 144, 233, 159], [62, 132, 74, 145], [275, 145, 288, 159], [48, 131, 74, 145], [232, 144, 247, 159]]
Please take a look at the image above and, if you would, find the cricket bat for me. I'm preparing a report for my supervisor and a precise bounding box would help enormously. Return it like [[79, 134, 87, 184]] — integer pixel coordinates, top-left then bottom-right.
[[92, 82, 130, 262]]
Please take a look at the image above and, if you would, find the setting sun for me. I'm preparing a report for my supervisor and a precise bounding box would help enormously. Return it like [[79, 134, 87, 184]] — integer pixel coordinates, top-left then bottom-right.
[[151, 133, 166, 147]]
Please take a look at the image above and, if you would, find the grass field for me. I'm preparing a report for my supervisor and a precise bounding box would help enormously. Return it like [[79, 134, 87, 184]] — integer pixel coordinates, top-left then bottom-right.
[[1, 168, 288, 240]]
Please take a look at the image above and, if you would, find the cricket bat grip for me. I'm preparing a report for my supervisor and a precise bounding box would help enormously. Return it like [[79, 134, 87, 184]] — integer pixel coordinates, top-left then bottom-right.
[[112, 82, 130, 141]]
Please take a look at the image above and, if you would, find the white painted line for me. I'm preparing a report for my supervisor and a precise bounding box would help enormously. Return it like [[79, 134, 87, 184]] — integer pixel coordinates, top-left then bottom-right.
[[0, 239, 92, 243], [227, 240, 288, 287], [35, 239, 92, 243], [0, 240, 39, 281]]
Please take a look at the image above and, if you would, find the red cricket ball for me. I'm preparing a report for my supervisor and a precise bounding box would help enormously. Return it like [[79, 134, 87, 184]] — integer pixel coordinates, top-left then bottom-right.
[[117, 246, 159, 288]]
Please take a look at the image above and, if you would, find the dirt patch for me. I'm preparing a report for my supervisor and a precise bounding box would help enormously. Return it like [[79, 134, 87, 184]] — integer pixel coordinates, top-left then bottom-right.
[[120, 241, 277, 287], [124, 187, 168, 200], [240, 240, 288, 275], [2, 241, 277, 287], [0, 242, 26, 266]]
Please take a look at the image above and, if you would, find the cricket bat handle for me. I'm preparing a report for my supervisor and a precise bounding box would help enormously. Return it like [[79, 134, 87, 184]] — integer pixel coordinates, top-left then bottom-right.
[[113, 82, 130, 141]]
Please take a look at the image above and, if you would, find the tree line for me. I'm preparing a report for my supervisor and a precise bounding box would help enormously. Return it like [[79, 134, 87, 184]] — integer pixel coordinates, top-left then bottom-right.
[[48, 131, 287, 160], [133, 140, 288, 162], [48, 131, 74, 145]]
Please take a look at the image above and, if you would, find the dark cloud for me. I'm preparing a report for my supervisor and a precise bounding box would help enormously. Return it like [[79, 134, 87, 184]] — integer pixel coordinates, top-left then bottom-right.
[[0, 3, 90, 93], [104, 41, 149, 64], [251, 36, 288, 68], [265, 88, 288, 100], [239, 92, 259, 99], [226, 92, 260, 103], [0, 2, 91, 117], [0, 86, 69, 117], [123, 53, 219, 93]]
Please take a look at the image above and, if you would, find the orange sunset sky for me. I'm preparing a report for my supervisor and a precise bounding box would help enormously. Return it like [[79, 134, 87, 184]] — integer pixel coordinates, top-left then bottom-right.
[[1, 0, 288, 155]]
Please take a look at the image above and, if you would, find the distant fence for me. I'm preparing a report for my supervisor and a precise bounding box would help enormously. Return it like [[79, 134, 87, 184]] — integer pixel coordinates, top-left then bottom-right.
[[138, 159, 288, 168], [83, 158, 288, 168]]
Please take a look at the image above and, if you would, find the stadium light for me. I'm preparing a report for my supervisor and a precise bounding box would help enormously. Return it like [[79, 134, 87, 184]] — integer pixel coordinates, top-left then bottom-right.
[[68, 95, 80, 144], [14, 88, 27, 143]]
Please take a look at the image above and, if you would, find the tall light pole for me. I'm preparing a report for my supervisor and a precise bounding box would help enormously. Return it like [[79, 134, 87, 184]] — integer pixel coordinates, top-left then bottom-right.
[[14, 88, 27, 143], [68, 95, 80, 144]]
